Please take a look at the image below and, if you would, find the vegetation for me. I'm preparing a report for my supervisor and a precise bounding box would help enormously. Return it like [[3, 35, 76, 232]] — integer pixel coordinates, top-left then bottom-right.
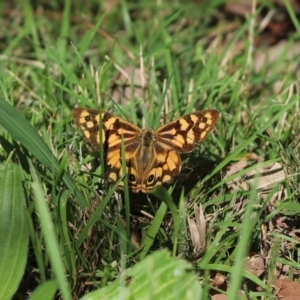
[[0, 0, 299, 299]]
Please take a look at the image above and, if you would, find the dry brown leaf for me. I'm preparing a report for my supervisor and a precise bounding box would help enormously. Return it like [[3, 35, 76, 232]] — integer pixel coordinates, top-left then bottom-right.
[[110, 66, 150, 106], [211, 272, 226, 287], [245, 254, 265, 277], [273, 278, 300, 300], [224, 153, 258, 191], [245, 162, 285, 189], [261, 223, 269, 254], [225, 1, 252, 17], [225, 159, 248, 178], [187, 204, 206, 252], [274, 0, 300, 13], [274, 216, 289, 229], [211, 294, 227, 300], [102, 0, 120, 13], [225, 161, 286, 191], [289, 229, 300, 243], [255, 41, 300, 72], [119, 215, 141, 250]]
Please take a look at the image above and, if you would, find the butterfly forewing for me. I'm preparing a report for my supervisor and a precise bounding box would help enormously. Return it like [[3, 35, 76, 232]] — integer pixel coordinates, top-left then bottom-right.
[[155, 110, 220, 153], [73, 108, 142, 149], [73, 108, 103, 147]]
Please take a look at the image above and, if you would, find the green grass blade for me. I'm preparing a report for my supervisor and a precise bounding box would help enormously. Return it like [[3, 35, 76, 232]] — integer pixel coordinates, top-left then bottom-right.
[[0, 99, 87, 207], [207, 96, 298, 188], [30, 162, 71, 300]]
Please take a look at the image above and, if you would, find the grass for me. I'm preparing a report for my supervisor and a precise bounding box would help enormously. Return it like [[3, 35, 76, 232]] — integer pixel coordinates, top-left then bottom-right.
[[0, 0, 299, 299]]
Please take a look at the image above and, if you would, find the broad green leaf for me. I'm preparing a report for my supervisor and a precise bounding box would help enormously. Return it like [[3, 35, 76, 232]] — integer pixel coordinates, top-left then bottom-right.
[[0, 163, 29, 300], [81, 250, 201, 300], [29, 280, 57, 300]]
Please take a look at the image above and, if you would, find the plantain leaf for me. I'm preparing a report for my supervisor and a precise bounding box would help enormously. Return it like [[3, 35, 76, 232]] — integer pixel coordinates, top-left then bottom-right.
[[80, 249, 202, 300], [0, 163, 29, 300]]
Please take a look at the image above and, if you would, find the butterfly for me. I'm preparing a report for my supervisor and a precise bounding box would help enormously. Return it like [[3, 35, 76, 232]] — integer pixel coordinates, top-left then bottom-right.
[[73, 108, 219, 193]]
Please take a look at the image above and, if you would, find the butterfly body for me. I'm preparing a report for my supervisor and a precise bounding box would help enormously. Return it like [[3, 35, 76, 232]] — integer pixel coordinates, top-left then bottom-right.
[[73, 108, 219, 193]]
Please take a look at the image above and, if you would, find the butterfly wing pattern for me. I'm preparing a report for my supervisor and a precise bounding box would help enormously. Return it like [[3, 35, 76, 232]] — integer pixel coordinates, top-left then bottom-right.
[[73, 108, 219, 193]]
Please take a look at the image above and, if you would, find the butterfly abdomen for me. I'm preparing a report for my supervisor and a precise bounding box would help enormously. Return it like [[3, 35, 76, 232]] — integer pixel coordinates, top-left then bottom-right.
[[140, 129, 155, 170]]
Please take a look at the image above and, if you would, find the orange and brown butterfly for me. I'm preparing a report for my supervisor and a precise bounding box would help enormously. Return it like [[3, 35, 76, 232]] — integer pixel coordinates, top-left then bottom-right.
[[72, 108, 219, 193]]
